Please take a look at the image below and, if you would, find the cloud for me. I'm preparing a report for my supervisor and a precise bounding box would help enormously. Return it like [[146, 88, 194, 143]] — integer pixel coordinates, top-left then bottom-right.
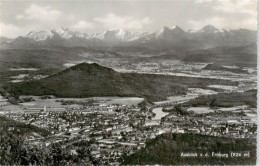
[[72, 20, 95, 31], [191, 0, 257, 30], [16, 4, 61, 22], [195, 0, 256, 16], [194, 0, 214, 3], [0, 23, 24, 38], [94, 13, 152, 30], [213, 0, 256, 16], [188, 16, 257, 30], [142, 17, 152, 24]]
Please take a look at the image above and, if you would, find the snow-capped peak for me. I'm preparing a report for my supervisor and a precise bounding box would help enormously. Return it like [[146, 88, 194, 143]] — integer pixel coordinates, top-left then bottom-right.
[[170, 25, 182, 30], [199, 25, 218, 33], [91, 29, 143, 41], [25, 30, 54, 41], [116, 29, 126, 39], [51, 27, 74, 39], [52, 27, 68, 33], [154, 25, 185, 39], [171, 25, 184, 34], [171, 25, 177, 29], [21, 25, 245, 44], [155, 26, 171, 38]]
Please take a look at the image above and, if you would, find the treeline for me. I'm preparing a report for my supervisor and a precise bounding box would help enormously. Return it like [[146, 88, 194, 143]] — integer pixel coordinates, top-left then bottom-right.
[[122, 133, 256, 165], [0, 132, 96, 165], [0, 116, 101, 165], [162, 105, 191, 115], [0, 116, 49, 137], [184, 89, 257, 108]]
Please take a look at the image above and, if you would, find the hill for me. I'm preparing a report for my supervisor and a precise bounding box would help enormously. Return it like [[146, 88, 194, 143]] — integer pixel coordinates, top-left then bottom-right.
[[183, 44, 257, 67], [122, 133, 256, 165], [183, 89, 257, 108], [203, 64, 248, 74], [4, 63, 237, 102]]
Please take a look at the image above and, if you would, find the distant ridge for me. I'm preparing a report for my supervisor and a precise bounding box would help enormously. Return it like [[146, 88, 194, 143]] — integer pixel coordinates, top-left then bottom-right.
[[6, 63, 238, 102], [1, 25, 256, 49], [203, 64, 248, 74]]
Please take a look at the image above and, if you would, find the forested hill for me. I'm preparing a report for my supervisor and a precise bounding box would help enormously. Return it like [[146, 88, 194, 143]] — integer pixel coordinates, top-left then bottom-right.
[[122, 133, 256, 165], [5, 63, 237, 102]]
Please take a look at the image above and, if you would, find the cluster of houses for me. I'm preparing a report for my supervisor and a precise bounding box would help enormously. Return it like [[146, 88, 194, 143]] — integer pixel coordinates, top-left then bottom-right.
[[163, 110, 257, 139], [3, 103, 156, 164], [2, 99, 257, 164]]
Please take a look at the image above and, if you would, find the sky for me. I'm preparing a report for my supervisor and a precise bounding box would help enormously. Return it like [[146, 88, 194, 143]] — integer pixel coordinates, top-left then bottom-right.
[[0, 0, 257, 38]]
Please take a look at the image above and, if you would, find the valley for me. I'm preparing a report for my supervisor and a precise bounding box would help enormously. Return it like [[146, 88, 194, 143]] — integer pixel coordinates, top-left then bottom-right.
[[0, 25, 257, 165]]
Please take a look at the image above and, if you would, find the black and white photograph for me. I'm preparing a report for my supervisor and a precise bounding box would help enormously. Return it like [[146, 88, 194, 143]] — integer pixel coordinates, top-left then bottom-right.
[[0, 0, 258, 165]]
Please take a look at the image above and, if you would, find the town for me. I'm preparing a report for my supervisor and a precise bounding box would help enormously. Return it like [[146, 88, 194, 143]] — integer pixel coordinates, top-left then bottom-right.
[[1, 95, 257, 165]]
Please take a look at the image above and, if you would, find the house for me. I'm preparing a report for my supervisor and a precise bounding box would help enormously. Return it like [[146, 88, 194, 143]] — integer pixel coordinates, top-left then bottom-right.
[[8, 127, 15, 131], [187, 128, 200, 133], [91, 150, 101, 158]]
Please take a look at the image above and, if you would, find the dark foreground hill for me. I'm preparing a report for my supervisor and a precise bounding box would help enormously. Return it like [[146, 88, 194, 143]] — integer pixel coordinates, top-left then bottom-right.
[[5, 63, 238, 102], [122, 133, 256, 165]]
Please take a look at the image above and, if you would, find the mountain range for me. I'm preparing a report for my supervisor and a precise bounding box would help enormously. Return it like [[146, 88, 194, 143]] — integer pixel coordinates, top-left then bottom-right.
[[0, 25, 256, 49]]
